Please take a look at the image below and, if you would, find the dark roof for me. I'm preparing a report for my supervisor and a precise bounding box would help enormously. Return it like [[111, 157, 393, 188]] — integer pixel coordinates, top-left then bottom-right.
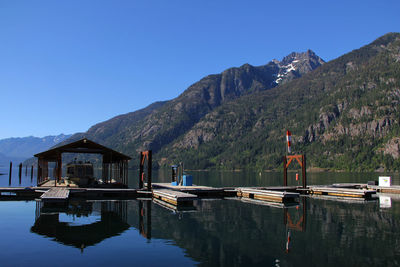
[[34, 138, 131, 163]]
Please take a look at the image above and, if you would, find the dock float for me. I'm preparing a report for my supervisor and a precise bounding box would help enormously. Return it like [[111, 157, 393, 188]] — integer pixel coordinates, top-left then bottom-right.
[[308, 186, 376, 199], [40, 187, 70, 202], [367, 185, 400, 194], [152, 183, 232, 197], [237, 188, 299, 203], [152, 189, 198, 206]]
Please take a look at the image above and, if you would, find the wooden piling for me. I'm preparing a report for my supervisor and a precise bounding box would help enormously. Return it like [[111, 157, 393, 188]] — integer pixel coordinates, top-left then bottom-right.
[[31, 165, 34, 182], [147, 151, 152, 191], [9, 162, 12, 185], [283, 156, 288, 186], [18, 163, 22, 184]]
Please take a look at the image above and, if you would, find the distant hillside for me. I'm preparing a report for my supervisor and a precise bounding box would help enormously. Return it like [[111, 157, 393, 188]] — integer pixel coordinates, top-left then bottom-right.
[[64, 50, 324, 168], [159, 33, 400, 171], [62, 33, 400, 172], [0, 134, 71, 165]]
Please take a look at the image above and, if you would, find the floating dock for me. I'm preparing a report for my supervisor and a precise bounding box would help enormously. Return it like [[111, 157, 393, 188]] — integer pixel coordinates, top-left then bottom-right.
[[40, 187, 70, 202], [152, 189, 198, 206], [237, 188, 300, 203], [307, 186, 376, 199], [152, 183, 232, 197]]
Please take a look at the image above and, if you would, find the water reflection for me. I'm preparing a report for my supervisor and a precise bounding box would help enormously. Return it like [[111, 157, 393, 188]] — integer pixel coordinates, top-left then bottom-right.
[[24, 189, 400, 266], [31, 201, 131, 252]]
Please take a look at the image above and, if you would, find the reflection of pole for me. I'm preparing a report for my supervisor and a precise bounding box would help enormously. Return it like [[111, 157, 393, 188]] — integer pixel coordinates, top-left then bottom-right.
[[139, 201, 144, 235], [146, 201, 152, 239], [138, 201, 152, 240], [302, 197, 307, 232], [286, 230, 291, 253]]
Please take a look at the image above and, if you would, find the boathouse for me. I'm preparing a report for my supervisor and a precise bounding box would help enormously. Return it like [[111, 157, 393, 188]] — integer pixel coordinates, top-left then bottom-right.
[[34, 138, 131, 187]]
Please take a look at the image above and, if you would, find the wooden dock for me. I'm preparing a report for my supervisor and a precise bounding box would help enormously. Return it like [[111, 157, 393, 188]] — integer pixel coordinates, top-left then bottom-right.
[[151, 183, 231, 197], [237, 188, 300, 203], [367, 185, 400, 194], [307, 186, 376, 199], [152, 189, 198, 206], [40, 187, 70, 202]]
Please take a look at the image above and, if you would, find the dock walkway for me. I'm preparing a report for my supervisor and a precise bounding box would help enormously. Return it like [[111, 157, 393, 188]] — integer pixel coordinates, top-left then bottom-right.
[[40, 187, 70, 202]]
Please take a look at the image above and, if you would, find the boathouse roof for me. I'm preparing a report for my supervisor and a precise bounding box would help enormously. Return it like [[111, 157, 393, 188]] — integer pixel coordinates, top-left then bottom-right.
[[34, 138, 131, 163]]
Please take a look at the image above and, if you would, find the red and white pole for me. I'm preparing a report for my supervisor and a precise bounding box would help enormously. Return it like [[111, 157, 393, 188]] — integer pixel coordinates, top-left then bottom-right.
[[286, 130, 292, 153]]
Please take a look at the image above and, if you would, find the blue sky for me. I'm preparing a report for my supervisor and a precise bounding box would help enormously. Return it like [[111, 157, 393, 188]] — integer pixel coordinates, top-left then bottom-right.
[[0, 0, 399, 139]]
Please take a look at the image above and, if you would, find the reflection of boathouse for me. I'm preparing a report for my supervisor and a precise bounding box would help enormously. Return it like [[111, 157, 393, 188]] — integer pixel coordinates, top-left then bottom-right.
[[31, 200, 152, 251], [31, 201, 130, 250], [34, 138, 131, 187]]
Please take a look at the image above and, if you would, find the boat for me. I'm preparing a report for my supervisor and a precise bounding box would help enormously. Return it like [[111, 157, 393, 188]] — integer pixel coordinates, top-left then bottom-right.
[[65, 160, 97, 187]]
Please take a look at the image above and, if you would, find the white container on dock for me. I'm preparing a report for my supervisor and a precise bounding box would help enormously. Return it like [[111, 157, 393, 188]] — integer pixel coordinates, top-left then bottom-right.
[[379, 176, 391, 187]]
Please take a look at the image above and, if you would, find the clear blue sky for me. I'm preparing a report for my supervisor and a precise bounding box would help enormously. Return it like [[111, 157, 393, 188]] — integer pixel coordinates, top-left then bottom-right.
[[0, 0, 399, 139]]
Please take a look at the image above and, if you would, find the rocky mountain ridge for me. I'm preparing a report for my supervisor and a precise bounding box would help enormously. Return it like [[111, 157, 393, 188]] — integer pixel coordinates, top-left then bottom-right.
[[65, 50, 324, 158], [62, 32, 400, 171]]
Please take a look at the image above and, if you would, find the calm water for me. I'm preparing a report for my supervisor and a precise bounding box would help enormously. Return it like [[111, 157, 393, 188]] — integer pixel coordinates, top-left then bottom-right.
[[0, 168, 399, 266]]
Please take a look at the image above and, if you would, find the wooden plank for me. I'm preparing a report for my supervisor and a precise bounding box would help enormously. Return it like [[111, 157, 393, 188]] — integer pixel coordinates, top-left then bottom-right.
[[40, 187, 70, 202]]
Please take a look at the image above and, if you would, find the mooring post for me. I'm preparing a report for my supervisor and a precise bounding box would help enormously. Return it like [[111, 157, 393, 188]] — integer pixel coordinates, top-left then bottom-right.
[[18, 163, 22, 184], [283, 156, 288, 186], [25, 165, 27, 176], [139, 153, 144, 189], [9, 161, 12, 185], [147, 150, 152, 191], [31, 165, 34, 182], [302, 154, 307, 188]]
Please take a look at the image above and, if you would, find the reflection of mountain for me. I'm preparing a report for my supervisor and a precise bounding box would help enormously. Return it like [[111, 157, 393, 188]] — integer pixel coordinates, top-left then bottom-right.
[[31, 201, 130, 251], [30, 198, 400, 265], [128, 198, 399, 266]]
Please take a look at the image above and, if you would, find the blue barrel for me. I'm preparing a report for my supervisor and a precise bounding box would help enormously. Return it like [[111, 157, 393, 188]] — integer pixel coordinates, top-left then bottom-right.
[[182, 175, 192, 186]]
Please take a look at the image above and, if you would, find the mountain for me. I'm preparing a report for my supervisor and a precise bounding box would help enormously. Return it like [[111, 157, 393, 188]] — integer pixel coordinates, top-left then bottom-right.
[[64, 50, 324, 167], [62, 33, 400, 172], [0, 134, 72, 165], [159, 33, 400, 171]]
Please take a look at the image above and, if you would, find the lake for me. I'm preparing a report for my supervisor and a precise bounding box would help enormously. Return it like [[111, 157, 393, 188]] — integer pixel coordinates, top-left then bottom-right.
[[0, 168, 399, 266]]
